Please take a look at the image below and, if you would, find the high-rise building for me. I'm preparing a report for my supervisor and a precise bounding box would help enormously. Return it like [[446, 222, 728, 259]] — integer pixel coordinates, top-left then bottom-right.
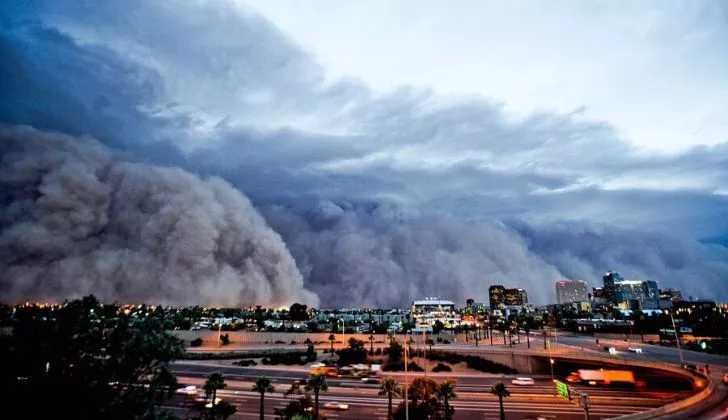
[[466, 298, 475, 308], [614, 280, 645, 307], [489, 285, 505, 309], [604, 275, 661, 309], [642, 280, 659, 308], [504, 288, 528, 306], [555, 280, 588, 304], [603, 271, 624, 304]]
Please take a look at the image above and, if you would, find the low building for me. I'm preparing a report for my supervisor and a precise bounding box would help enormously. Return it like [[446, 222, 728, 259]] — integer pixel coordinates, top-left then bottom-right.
[[411, 298, 461, 329], [673, 300, 716, 315]]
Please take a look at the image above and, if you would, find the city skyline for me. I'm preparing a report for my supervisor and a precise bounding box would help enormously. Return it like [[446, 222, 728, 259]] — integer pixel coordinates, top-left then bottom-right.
[[1, 1, 727, 307]]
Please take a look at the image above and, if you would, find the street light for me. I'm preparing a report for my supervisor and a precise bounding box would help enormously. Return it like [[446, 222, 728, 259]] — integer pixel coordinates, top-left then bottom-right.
[[339, 318, 345, 349], [217, 318, 222, 348], [547, 339, 556, 395], [422, 327, 427, 379], [669, 312, 684, 364], [405, 330, 410, 420]]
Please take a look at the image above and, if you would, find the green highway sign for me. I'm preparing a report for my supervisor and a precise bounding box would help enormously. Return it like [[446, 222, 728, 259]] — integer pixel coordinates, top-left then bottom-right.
[[555, 380, 570, 399]]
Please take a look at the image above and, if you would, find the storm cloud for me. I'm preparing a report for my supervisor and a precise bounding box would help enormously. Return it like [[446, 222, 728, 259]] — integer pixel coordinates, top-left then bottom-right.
[[262, 202, 728, 306], [0, 125, 318, 307], [1, 0, 727, 305]]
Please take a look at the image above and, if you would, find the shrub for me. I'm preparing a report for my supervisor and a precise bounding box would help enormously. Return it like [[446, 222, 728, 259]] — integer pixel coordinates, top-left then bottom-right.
[[374, 347, 382, 355], [181, 349, 307, 360], [261, 357, 271, 365], [290, 340, 297, 345], [382, 360, 424, 372], [431, 363, 451, 372], [306, 344, 317, 362], [382, 347, 390, 356], [388, 341, 404, 362], [220, 334, 230, 345], [275, 340, 285, 344], [190, 338, 203, 347], [436, 337, 443, 343], [442, 339, 450, 344], [233, 359, 258, 367], [427, 351, 516, 374]]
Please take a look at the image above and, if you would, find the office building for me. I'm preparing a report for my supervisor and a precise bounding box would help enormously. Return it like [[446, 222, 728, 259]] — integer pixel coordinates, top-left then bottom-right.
[[660, 288, 683, 302], [591, 287, 607, 301], [642, 280, 659, 308], [489, 285, 505, 309], [603, 271, 662, 309], [673, 300, 716, 316], [504, 288, 528, 306], [555, 280, 589, 304], [602, 271, 624, 304], [613, 280, 645, 308]]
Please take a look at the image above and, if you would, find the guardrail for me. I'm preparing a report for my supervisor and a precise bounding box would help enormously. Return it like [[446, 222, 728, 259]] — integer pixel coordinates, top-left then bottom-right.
[[610, 371, 714, 420], [436, 348, 716, 420]]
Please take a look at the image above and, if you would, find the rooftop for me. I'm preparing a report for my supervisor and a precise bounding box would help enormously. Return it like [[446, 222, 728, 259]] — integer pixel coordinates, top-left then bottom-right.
[[412, 299, 455, 306]]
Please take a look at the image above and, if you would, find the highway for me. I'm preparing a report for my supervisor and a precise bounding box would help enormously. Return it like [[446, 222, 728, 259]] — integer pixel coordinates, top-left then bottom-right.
[[168, 362, 692, 419], [551, 332, 728, 419]]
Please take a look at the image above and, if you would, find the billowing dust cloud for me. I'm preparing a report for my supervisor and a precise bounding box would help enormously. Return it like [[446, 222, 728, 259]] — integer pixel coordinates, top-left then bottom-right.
[[0, 125, 319, 307]]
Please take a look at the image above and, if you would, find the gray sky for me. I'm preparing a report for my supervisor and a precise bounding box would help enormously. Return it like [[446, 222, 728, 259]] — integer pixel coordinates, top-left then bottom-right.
[[242, 0, 728, 153]]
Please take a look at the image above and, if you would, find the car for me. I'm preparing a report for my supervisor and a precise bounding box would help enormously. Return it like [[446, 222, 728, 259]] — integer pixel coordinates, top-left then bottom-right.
[[322, 402, 349, 410], [722, 373, 728, 385], [176, 385, 198, 395], [187, 395, 211, 408], [628, 347, 643, 353], [361, 377, 382, 384], [310, 362, 325, 368], [511, 377, 535, 386]]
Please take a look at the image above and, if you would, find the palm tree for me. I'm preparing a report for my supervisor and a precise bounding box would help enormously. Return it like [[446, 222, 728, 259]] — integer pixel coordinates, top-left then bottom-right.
[[436, 378, 457, 420], [369, 334, 376, 354], [203, 372, 227, 406], [542, 328, 548, 349], [490, 382, 510, 420], [328, 333, 336, 356], [499, 324, 507, 345], [426, 338, 434, 354], [378, 377, 400, 420], [305, 374, 329, 419], [252, 376, 275, 420], [407, 335, 415, 356], [523, 323, 531, 349]]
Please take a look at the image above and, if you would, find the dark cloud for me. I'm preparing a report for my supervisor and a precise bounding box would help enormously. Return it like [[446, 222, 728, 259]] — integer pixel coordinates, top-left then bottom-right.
[[509, 219, 728, 300], [0, 125, 318, 307], [263, 202, 728, 306], [1, 0, 727, 304]]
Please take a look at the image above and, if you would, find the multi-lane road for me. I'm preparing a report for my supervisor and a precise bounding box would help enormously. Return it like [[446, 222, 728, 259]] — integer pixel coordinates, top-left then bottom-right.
[[176, 331, 728, 419], [551, 332, 728, 419], [168, 361, 694, 419]]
